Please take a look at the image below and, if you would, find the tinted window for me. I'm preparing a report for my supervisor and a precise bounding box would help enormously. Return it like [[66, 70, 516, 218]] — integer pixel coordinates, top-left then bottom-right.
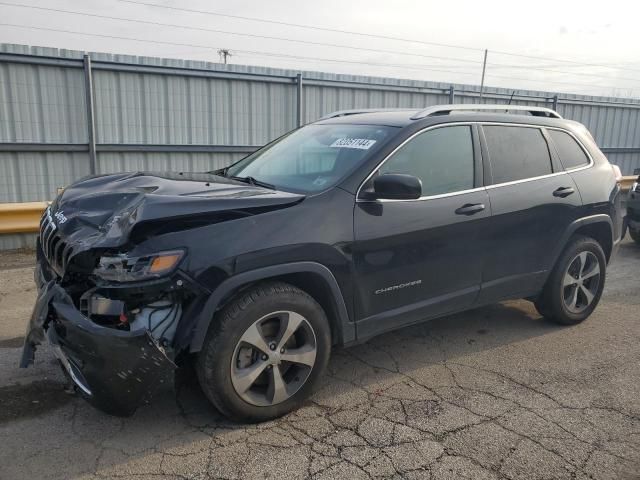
[[227, 124, 396, 193], [483, 126, 553, 184], [548, 129, 590, 169], [379, 126, 474, 196]]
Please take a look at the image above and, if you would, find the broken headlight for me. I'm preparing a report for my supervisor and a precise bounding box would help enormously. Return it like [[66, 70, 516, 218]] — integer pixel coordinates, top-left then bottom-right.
[[93, 250, 184, 282]]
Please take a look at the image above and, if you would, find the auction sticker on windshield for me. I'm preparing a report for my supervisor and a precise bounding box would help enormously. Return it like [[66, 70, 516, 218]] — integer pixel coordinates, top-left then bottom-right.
[[330, 138, 377, 150]]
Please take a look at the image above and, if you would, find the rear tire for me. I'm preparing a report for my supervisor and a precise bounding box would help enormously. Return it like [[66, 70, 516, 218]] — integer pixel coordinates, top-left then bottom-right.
[[534, 236, 606, 325], [629, 227, 640, 245], [196, 281, 331, 422]]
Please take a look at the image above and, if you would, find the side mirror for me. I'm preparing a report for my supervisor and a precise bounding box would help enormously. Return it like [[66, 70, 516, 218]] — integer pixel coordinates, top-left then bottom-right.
[[368, 173, 422, 200]]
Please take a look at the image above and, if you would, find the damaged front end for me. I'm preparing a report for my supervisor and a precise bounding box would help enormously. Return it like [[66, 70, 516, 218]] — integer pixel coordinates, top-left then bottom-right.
[[20, 171, 305, 415], [21, 244, 194, 416]]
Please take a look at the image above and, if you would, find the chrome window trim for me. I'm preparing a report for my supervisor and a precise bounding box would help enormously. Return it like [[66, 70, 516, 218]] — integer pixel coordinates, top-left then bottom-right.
[[484, 170, 568, 190], [355, 121, 596, 202], [371, 187, 487, 203]]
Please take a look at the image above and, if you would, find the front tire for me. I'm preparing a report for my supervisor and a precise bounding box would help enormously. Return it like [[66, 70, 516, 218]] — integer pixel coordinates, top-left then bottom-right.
[[535, 236, 606, 325], [196, 282, 331, 422]]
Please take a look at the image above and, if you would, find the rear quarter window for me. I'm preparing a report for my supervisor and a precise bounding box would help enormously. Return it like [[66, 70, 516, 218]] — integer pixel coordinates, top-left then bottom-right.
[[548, 129, 591, 170]]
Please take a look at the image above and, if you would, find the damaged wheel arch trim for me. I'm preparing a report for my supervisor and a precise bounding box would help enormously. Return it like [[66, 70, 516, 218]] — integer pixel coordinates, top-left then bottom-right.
[[189, 262, 354, 353]]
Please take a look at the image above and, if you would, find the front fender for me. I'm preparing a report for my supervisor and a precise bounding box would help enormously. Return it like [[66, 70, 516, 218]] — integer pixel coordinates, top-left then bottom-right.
[[188, 261, 354, 352]]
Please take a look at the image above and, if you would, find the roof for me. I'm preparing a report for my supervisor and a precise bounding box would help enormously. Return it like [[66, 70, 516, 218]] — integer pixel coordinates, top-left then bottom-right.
[[314, 105, 571, 129]]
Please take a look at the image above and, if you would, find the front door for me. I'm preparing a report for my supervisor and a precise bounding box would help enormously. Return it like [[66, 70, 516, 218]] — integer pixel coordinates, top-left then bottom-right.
[[352, 124, 491, 340]]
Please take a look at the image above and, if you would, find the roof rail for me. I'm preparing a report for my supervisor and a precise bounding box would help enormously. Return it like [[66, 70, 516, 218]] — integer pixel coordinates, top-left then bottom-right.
[[319, 108, 410, 120], [410, 104, 562, 120]]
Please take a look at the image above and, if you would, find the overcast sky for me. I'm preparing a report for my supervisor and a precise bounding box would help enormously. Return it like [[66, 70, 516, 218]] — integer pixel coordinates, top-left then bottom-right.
[[2, 0, 640, 98]]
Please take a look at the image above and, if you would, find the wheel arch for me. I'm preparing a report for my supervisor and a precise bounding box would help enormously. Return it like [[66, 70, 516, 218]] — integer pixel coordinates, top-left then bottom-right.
[[553, 215, 614, 267], [189, 262, 354, 352]]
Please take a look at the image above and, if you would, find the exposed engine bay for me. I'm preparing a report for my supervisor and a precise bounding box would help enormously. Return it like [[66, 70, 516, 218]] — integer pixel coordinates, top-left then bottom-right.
[[80, 292, 183, 346]]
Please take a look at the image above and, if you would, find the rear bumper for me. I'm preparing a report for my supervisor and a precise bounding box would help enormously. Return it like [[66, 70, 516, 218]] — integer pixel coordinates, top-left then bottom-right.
[[21, 262, 176, 416]]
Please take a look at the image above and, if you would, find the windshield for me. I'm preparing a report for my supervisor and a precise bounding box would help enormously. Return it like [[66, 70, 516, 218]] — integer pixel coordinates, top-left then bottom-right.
[[226, 124, 397, 193]]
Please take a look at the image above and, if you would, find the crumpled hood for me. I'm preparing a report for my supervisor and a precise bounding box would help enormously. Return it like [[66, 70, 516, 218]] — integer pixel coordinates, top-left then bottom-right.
[[43, 172, 304, 271]]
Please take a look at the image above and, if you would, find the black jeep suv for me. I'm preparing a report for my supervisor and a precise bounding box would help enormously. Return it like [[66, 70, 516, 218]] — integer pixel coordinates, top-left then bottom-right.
[[22, 104, 624, 421]]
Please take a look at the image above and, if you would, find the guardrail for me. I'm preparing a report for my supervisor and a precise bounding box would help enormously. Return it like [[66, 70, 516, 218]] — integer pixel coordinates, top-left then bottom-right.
[[621, 176, 635, 192], [0, 178, 636, 235], [0, 202, 49, 234]]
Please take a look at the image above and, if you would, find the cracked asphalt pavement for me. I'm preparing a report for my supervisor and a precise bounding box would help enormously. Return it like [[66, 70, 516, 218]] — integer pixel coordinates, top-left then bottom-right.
[[0, 239, 639, 480]]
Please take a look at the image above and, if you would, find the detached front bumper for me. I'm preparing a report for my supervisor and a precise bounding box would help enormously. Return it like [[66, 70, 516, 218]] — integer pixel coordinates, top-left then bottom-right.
[[21, 262, 176, 416]]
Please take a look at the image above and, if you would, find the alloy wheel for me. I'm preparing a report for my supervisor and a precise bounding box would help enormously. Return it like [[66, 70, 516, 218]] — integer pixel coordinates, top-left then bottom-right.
[[230, 311, 317, 407], [562, 251, 601, 314]]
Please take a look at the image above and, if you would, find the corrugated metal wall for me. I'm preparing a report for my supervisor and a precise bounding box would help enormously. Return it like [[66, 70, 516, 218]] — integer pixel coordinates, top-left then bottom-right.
[[0, 60, 87, 143], [1, 43, 640, 249], [96, 152, 246, 175], [0, 151, 89, 202], [92, 71, 296, 146]]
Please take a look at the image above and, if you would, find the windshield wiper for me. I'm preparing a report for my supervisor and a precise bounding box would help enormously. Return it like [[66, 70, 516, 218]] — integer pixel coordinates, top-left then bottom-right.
[[230, 175, 276, 190]]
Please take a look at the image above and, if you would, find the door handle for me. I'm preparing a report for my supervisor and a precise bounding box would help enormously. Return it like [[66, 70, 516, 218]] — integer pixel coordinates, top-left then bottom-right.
[[455, 203, 485, 215], [553, 186, 575, 198]]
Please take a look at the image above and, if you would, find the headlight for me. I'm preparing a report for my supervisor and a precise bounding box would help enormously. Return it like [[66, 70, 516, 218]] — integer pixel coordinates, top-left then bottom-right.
[[93, 250, 184, 282]]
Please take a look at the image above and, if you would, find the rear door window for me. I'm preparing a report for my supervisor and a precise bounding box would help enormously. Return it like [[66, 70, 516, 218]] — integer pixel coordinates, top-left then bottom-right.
[[483, 125, 553, 185], [548, 129, 590, 170]]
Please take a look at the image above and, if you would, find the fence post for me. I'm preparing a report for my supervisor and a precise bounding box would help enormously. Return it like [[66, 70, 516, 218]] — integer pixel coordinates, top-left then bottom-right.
[[448, 85, 455, 104], [552, 94, 559, 111], [83, 54, 97, 175], [296, 73, 303, 127]]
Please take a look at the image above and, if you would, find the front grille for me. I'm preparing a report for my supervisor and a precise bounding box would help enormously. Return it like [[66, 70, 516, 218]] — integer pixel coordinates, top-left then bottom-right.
[[40, 207, 72, 274]]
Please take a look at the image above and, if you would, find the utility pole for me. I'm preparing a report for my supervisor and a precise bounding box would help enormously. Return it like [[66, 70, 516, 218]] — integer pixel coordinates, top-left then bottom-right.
[[218, 49, 232, 65], [479, 49, 488, 101]]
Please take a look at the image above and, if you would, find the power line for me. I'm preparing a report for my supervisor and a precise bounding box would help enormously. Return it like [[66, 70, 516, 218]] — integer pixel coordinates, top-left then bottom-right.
[[115, 0, 640, 76], [239, 49, 629, 90], [237, 50, 482, 76], [489, 62, 640, 83], [490, 49, 640, 74], [3, 1, 640, 84], [116, 0, 484, 53], [0, 23, 632, 92], [0, 23, 480, 76], [0, 2, 484, 67]]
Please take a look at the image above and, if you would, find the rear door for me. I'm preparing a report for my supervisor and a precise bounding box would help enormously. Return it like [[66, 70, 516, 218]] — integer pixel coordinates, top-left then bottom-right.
[[352, 124, 492, 339], [477, 124, 582, 303]]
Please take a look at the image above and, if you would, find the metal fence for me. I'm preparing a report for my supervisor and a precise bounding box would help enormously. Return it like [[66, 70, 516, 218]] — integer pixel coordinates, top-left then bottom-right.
[[1, 43, 640, 249]]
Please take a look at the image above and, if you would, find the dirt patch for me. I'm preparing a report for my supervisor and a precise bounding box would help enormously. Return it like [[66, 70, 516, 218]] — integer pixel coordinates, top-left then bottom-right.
[[0, 380, 72, 424], [0, 249, 36, 271], [0, 337, 24, 348], [0, 266, 37, 340]]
